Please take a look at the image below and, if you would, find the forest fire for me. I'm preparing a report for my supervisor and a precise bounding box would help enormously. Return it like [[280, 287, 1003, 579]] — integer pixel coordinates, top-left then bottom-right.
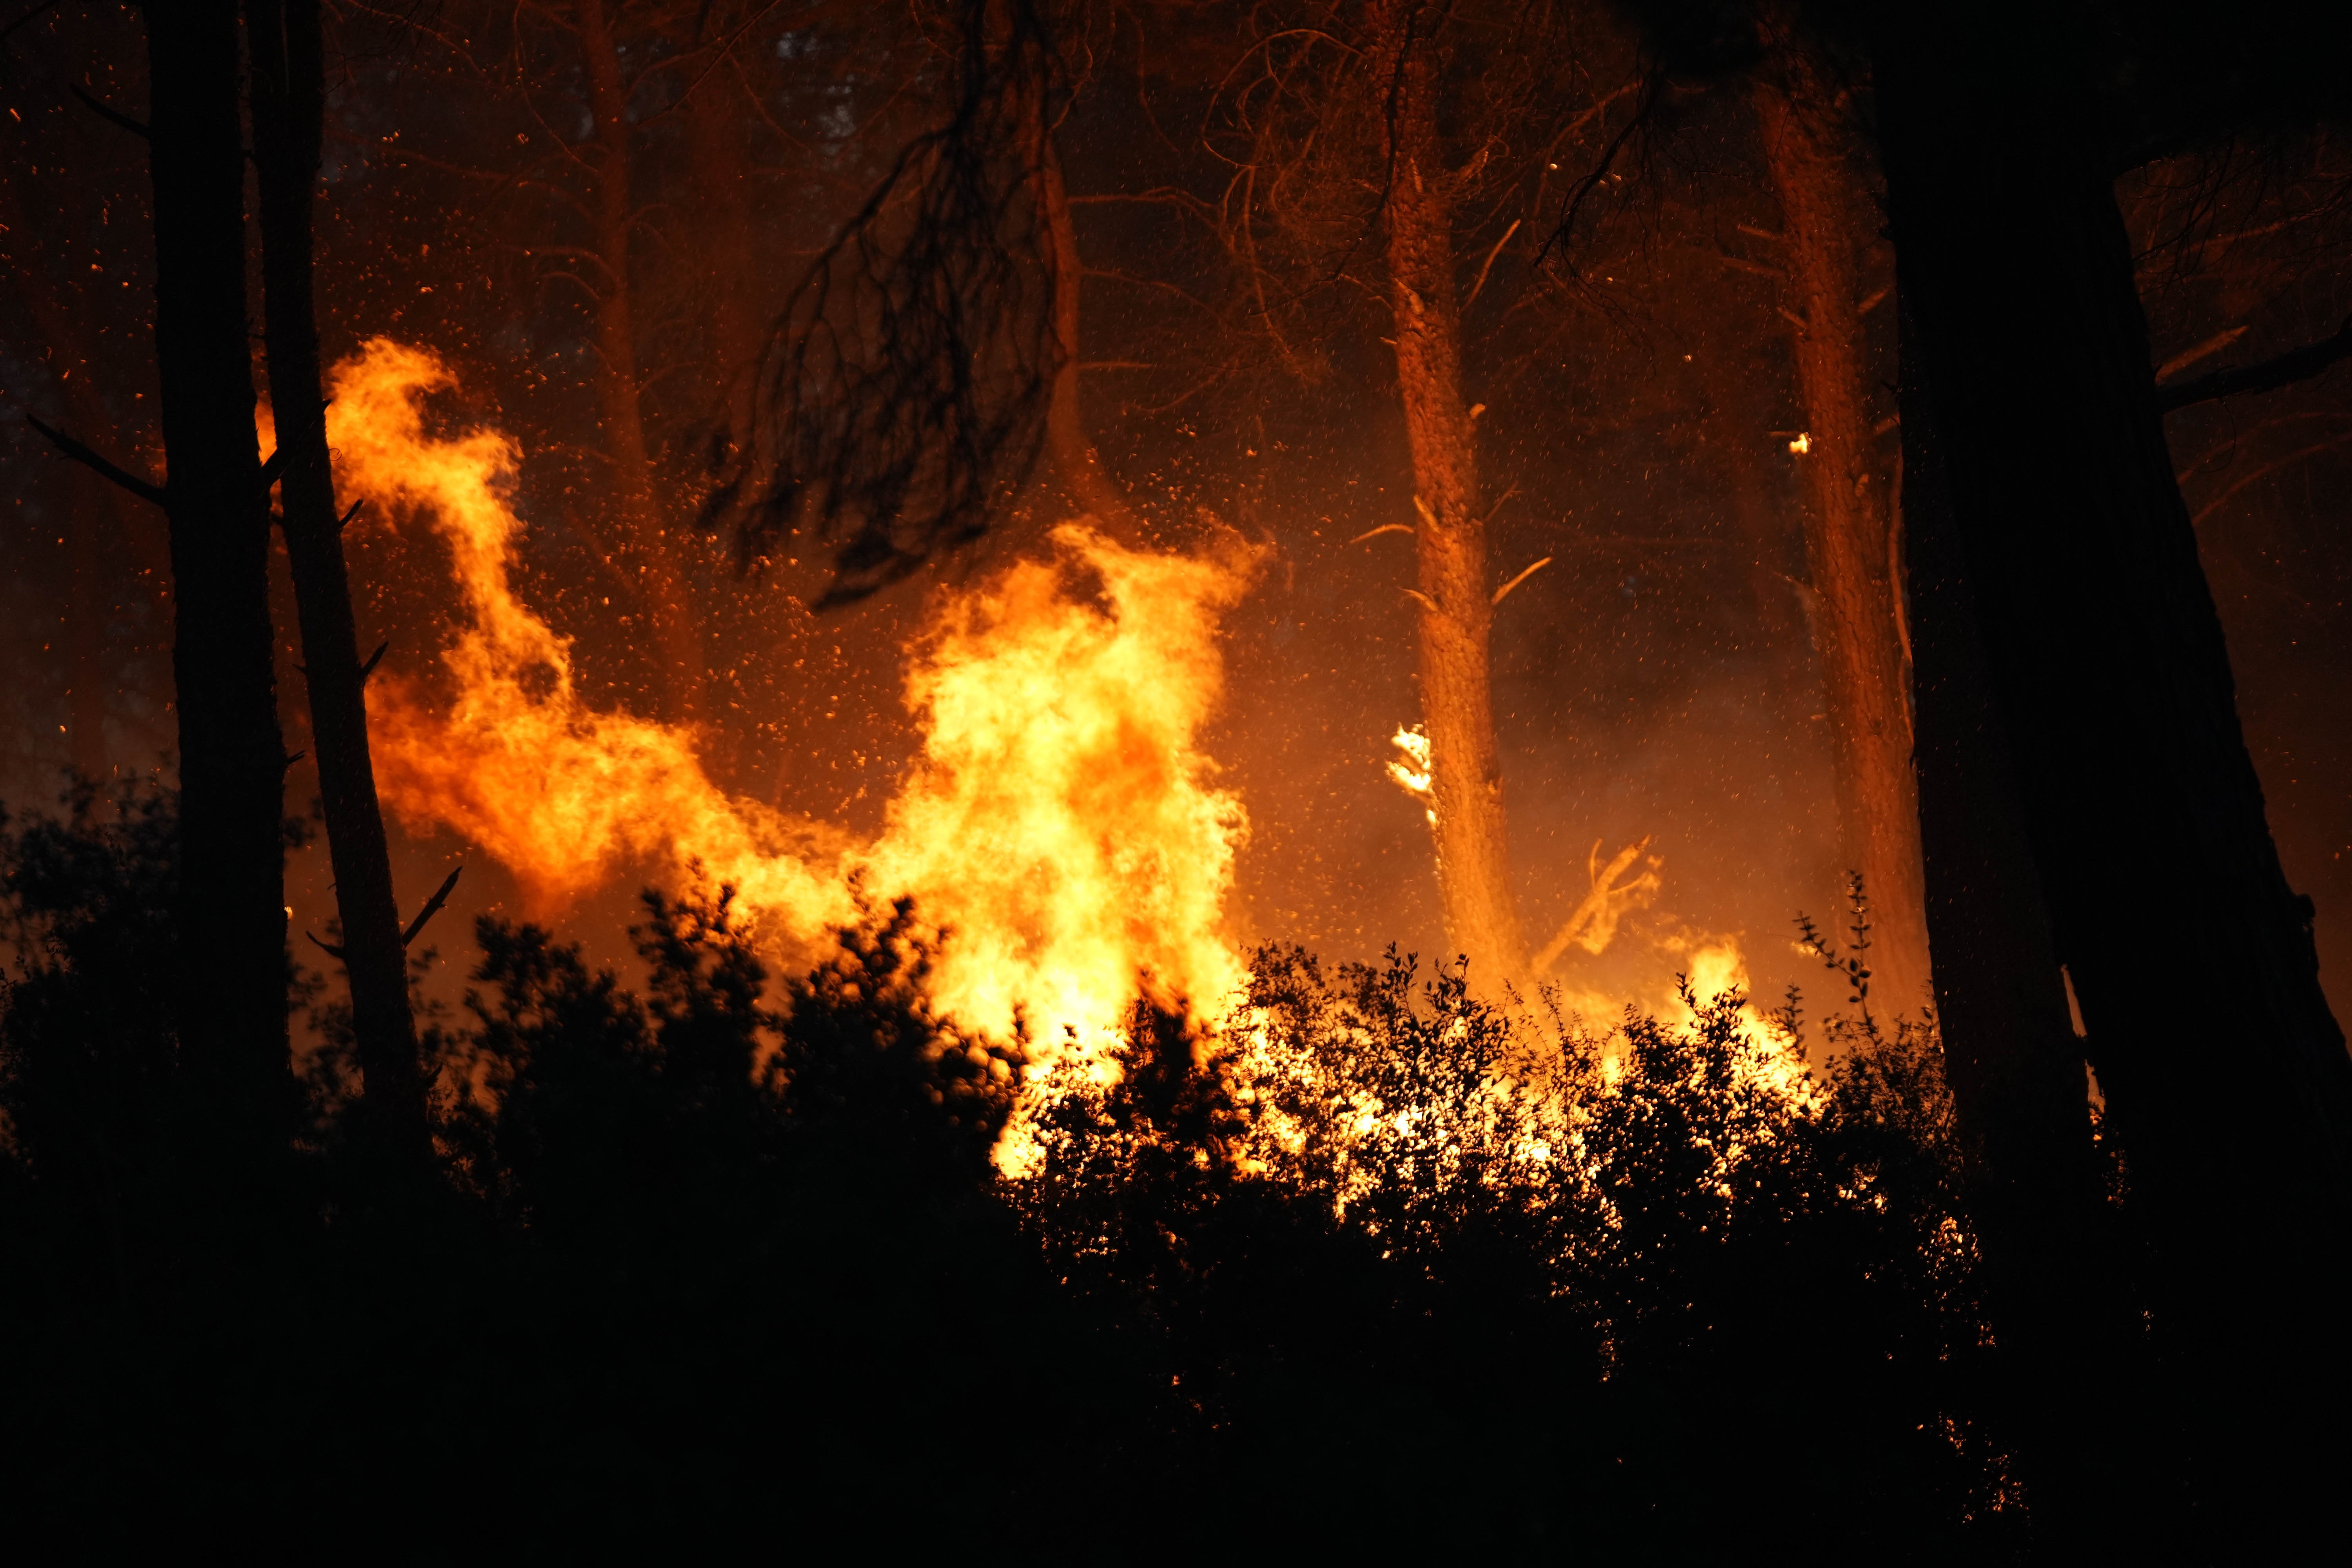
[[333, 339, 1254, 1058], [5, 0, 2350, 1555]]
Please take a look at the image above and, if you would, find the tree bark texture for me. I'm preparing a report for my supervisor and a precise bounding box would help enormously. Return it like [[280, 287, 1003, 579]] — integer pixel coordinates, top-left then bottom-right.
[[142, 0, 295, 1147], [248, 0, 430, 1160], [579, 0, 705, 726], [1751, 33, 1929, 1012], [1877, 7, 2352, 1543], [1372, 0, 1525, 981]]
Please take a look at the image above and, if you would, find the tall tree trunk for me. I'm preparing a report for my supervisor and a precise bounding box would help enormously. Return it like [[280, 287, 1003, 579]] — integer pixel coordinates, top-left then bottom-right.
[[1897, 282, 2140, 1545], [1751, 29, 1929, 1011], [142, 0, 294, 1152], [1877, 6, 2352, 1544], [685, 39, 762, 465], [579, 0, 705, 726], [1034, 120, 1142, 537], [247, 0, 430, 1161], [1372, 0, 1525, 980]]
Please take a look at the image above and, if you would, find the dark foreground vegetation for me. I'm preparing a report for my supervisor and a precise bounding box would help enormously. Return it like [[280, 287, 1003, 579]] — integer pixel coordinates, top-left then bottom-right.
[[5, 784, 2087, 1560]]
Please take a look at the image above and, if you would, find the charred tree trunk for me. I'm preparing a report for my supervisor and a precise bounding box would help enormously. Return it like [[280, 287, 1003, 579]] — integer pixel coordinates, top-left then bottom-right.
[[1877, 7, 2352, 1544], [1751, 31, 1929, 1011], [579, 0, 705, 725], [142, 0, 294, 1152], [247, 0, 430, 1161], [1374, 0, 1525, 980]]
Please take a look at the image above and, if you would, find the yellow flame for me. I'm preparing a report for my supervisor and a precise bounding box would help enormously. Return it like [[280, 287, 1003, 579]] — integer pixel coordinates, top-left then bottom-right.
[[1385, 724, 1432, 797], [329, 339, 1258, 1062]]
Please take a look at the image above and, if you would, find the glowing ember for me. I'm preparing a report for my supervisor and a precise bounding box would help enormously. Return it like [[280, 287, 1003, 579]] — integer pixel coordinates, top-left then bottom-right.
[[329, 339, 1259, 1062]]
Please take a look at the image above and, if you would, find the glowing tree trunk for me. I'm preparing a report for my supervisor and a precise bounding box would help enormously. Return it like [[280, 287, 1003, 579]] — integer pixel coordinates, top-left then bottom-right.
[[579, 0, 706, 725], [1374, 2, 1526, 980], [1751, 34, 1930, 1011], [249, 0, 431, 1159]]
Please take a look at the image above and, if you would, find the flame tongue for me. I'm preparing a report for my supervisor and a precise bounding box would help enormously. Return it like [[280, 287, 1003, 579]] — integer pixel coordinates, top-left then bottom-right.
[[330, 339, 1258, 1059], [868, 524, 1259, 1046]]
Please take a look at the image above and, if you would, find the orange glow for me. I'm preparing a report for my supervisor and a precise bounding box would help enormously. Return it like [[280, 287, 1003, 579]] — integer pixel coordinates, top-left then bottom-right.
[[326, 339, 1808, 1167], [328, 339, 1257, 1064]]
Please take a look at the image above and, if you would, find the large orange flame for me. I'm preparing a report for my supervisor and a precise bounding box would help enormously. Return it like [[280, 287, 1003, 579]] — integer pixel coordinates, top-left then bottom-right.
[[328, 339, 1256, 1058]]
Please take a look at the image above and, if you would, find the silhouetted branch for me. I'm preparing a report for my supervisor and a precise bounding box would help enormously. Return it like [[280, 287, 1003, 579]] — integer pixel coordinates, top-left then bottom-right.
[[401, 865, 463, 947], [0, 0, 62, 43], [24, 414, 167, 509], [707, 0, 1061, 606], [69, 81, 149, 140], [358, 641, 388, 683], [1534, 67, 1661, 277], [2158, 317, 2352, 411]]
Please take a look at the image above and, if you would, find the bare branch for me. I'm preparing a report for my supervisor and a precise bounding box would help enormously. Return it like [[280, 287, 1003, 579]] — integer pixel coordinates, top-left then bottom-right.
[[2191, 432, 2352, 526], [1491, 555, 1552, 606], [2156, 324, 2247, 382], [401, 866, 464, 948], [2159, 317, 2352, 412], [69, 81, 148, 140], [24, 414, 167, 509], [1461, 217, 1521, 310], [1532, 837, 1662, 974]]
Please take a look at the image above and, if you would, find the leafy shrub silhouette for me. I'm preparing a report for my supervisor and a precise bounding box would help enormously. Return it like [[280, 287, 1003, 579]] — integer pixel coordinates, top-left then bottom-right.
[[0, 788, 2028, 1558]]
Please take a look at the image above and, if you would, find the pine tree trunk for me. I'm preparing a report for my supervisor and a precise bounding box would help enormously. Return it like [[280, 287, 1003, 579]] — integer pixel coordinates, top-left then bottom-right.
[[1034, 120, 1142, 538], [579, 0, 705, 726], [1372, 0, 1524, 981], [684, 46, 762, 465], [1877, 5, 2352, 1542], [248, 0, 430, 1161], [1751, 33, 1929, 1011], [142, 0, 295, 1151]]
